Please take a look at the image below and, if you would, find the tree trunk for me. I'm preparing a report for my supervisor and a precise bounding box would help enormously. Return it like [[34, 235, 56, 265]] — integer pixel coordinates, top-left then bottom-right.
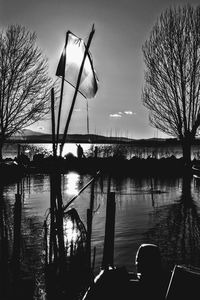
[[0, 141, 3, 161], [181, 137, 192, 167]]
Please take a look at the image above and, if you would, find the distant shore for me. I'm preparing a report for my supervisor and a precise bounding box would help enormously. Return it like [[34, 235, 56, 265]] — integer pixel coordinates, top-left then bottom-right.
[[21, 155, 194, 176]]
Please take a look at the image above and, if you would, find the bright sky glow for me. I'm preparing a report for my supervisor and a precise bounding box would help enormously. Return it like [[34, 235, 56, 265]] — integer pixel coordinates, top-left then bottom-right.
[[66, 35, 91, 74], [67, 39, 84, 65]]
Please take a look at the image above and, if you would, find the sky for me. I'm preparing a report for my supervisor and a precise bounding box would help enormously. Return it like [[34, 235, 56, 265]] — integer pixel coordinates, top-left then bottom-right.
[[1, 0, 200, 139]]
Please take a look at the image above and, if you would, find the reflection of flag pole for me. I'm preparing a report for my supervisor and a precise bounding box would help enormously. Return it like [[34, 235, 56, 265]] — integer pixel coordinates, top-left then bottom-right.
[[59, 25, 95, 156]]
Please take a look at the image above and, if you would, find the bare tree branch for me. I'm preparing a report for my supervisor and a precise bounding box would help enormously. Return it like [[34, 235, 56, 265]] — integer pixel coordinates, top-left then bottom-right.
[[0, 25, 52, 154], [142, 4, 200, 164]]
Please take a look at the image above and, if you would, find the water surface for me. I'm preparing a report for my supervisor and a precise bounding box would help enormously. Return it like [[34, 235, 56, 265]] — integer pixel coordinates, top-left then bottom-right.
[[1, 172, 200, 298]]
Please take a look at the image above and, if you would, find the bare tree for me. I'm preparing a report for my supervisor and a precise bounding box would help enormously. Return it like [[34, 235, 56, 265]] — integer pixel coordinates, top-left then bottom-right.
[[0, 25, 52, 159], [142, 5, 200, 166]]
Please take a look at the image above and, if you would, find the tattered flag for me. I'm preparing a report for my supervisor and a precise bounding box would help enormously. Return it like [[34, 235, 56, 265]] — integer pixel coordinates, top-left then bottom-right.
[[56, 31, 98, 98]]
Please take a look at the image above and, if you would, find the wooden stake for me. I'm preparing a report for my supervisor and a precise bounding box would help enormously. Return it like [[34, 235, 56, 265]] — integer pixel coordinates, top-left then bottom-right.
[[55, 174, 65, 270], [86, 176, 95, 269], [102, 192, 116, 269]]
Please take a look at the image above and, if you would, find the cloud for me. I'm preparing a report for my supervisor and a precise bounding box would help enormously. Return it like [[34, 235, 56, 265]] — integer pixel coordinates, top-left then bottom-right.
[[124, 110, 135, 115], [109, 110, 136, 118], [109, 113, 122, 118]]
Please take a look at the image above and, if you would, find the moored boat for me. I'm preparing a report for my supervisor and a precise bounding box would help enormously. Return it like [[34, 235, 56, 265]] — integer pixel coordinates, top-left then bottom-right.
[[82, 244, 200, 300], [82, 243, 169, 300]]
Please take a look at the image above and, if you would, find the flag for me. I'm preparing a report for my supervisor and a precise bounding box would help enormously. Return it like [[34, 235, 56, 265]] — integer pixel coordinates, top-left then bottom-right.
[[56, 31, 98, 99]]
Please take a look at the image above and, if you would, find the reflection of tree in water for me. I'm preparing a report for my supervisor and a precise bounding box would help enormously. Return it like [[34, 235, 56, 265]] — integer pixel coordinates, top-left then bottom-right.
[[145, 175, 200, 270], [0, 187, 14, 298], [31, 174, 48, 193], [0, 183, 46, 299], [21, 216, 45, 271]]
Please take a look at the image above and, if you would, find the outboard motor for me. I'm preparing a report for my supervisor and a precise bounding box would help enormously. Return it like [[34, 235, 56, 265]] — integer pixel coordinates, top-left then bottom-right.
[[135, 243, 162, 280], [135, 243, 164, 300]]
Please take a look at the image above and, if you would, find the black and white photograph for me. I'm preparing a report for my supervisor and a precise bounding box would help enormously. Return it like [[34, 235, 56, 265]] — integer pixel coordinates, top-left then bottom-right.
[[1, 0, 200, 299]]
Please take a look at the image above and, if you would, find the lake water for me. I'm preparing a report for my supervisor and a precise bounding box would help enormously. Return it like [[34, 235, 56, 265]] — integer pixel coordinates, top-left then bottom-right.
[[1, 171, 200, 299]]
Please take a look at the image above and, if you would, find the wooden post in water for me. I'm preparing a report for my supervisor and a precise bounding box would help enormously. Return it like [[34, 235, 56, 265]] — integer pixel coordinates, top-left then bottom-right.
[[46, 173, 65, 297], [101, 191, 116, 269], [86, 147, 97, 277], [55, 174, 65, 268], [86, 208, 92, 269], [44, 220, 48, 267], [49, 173, 65, 267], [86, 180, 95, 269]]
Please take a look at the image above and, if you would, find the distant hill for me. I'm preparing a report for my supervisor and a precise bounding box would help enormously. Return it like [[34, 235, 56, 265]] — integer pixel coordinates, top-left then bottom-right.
[[22, 129, 47, 136], [9, 129, 179, 145], [6, 129, 200, 149], [9, 129, 200, 146]]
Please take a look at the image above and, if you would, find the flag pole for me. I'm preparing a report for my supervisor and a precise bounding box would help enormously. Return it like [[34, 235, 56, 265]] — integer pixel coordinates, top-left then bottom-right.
[[56, 32, 69, 151], [51, 88, 57, 157], [59, 25, 95, 156], [86, 99, 89, 135]]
